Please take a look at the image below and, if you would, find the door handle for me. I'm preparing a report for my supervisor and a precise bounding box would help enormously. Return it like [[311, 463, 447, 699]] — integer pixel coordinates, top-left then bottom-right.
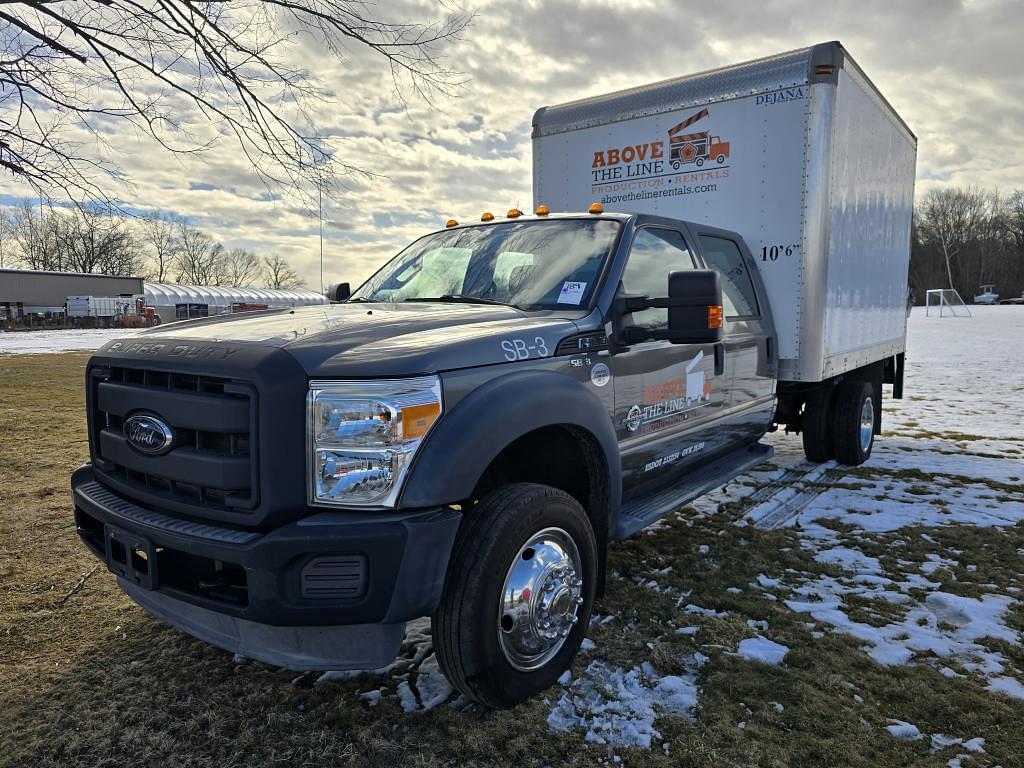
[[714, 343, 725, 376]]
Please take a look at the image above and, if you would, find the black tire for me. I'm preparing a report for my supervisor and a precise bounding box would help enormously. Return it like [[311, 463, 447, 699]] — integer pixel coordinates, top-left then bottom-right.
[[432, 483, 597, 708], [832, 380, 875, 465], [801, 387, 835, 462]]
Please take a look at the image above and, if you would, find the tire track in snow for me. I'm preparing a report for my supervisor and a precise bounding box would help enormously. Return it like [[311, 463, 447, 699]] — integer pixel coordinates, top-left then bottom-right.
[[742, 461, 836, 530]]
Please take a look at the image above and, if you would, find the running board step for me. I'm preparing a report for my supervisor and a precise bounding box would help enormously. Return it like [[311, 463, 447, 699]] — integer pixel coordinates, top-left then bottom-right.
[[613, 442, 773, 539]]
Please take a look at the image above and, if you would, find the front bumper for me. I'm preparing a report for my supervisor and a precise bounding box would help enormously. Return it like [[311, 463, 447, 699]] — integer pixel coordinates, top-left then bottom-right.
[[72, 465, 460, 668]]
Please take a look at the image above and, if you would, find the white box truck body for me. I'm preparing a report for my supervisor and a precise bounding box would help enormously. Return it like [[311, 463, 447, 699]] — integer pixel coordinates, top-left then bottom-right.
[[532, 41, 917, 382], [67, 295, 137, 319]]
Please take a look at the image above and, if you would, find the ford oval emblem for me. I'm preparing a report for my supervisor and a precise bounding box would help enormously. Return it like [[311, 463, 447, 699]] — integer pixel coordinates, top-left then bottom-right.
[[124, 413, 174, 454]]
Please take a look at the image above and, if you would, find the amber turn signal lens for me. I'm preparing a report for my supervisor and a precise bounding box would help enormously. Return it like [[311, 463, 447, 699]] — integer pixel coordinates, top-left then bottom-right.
[[445, 219, 458, 228], [588, 202, 603, 214], [535, 204, 550, 216], [707, 305, 723, 330], [401, 402, 441, 440], [507, 208, 523, 218], [481, 212, 495, 221]]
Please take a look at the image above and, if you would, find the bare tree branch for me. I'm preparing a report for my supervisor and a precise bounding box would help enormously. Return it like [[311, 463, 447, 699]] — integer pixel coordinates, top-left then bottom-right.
[[0, 1, 470, 206]]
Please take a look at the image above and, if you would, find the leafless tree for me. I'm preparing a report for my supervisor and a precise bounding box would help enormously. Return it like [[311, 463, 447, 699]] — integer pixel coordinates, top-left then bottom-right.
[[11, 199, 60, 270], [222, 247, 262, 287], [0, 207, 14, 268], [911, 186, 1024, 303], [174, 220, 223, 284], [0, 1, 469, 205], [140, 212, 182, 282], [263, 252, 302, 289], [51, 204, 142, 275], [917, 188, 987, 290]]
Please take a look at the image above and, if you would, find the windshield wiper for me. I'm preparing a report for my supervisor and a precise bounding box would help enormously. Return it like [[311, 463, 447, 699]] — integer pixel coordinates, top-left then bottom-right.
[[403, 294, 510, 306], [347, 296, 378, 303]]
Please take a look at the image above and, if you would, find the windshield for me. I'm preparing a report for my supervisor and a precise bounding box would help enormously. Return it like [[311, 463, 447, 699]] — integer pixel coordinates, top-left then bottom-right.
[[350, 219, 621, 309]]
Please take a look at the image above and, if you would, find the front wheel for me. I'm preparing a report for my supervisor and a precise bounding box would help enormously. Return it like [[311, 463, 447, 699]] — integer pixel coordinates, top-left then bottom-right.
[[432, 483, 597, 708]]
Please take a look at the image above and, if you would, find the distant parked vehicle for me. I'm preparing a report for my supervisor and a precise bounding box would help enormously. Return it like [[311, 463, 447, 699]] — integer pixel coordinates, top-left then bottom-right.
[[67, 295, 141, 327], [974, 285, 999, 304]]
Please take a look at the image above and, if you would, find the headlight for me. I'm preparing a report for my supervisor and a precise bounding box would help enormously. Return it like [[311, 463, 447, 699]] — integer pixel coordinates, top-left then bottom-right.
[[307, 377, 442, 508]]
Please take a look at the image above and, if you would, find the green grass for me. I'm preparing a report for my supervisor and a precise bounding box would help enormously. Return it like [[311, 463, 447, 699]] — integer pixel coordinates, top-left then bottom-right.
[[1, 353, 1022, 767]]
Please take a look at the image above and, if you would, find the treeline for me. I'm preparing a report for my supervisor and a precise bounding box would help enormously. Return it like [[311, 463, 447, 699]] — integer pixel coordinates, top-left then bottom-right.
[[0, 203, 304, 289], [912, 188, 1024, 303]]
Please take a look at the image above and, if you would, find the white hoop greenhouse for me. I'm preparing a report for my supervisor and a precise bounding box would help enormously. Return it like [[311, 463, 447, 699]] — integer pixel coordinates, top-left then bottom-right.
[[145, 282, 328, 323]]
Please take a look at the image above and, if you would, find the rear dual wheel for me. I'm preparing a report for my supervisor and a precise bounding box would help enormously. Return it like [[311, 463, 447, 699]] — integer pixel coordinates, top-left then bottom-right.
[[801, 380, 876, 465], [432, 483, 597, 708], [832, 380, 876, 465]]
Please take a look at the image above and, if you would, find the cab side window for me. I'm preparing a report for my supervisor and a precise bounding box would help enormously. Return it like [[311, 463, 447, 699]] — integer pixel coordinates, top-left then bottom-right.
[[698, 235, 759, 318], [621, 228, 695, 330]]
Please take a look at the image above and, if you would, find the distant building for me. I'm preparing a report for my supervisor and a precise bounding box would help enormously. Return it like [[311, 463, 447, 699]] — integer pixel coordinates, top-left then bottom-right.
[[144, 282, 327, 323], [0, 269, 328, 327], [1, 268, 327, 329], [0, 268, 144, 323]]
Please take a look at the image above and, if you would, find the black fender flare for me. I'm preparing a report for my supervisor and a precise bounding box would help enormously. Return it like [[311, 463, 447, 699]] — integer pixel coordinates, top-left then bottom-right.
[[399, 369, 622, 534]]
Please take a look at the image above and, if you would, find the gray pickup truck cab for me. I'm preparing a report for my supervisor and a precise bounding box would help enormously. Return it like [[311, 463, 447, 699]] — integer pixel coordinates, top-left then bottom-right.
[[71, 210, 827, 707]]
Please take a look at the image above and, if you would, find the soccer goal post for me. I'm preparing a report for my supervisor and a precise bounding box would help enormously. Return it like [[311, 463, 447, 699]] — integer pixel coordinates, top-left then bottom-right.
[[925, 289, 972, 317]]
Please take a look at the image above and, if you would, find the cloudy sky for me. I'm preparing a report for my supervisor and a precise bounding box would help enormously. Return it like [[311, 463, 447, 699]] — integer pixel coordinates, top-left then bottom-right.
[[2, 0, 1021, 288]]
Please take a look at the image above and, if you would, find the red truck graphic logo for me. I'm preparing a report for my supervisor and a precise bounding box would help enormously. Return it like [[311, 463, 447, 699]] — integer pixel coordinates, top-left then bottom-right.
[[668, 108, 730, 169]]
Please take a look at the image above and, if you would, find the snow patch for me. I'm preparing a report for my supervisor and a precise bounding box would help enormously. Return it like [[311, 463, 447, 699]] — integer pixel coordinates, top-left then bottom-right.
[[736, 636, 789, 666], [885, 720, 922, 740], [683, 604, 727, 617], [987, 675, 1024, 699], [414, 656, 454, 710], [0, 328, 139, 354], [547, 660, 699, 750], [814, 547, 882, 575]]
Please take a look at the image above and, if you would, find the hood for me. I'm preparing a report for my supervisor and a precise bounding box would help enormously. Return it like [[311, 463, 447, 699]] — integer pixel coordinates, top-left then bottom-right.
[[121, 302, 584, 376]]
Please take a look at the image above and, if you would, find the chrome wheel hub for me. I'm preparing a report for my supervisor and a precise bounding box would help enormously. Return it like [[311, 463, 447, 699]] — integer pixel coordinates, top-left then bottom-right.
[[498, 527, 583, 671], [860, 396, 875, 452]]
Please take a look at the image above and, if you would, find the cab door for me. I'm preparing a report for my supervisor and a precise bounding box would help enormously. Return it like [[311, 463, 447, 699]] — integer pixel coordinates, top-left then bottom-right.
[[691, 229, 776, 444], [610, 227, 733, 498]]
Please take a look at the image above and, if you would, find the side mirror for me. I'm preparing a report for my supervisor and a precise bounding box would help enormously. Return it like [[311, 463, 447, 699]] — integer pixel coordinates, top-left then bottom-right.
[[617, 269, 723, 345], [325, 282, 351, 302], [666, 269, 723, 344]]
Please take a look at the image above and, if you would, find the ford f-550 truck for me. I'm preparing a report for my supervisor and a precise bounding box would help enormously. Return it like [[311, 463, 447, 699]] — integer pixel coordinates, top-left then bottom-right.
[[71, 41, 916, 708]]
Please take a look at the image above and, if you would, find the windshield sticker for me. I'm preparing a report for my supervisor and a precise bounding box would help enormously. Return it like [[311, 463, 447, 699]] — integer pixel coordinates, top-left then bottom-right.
[[557, 281, 587, 305]]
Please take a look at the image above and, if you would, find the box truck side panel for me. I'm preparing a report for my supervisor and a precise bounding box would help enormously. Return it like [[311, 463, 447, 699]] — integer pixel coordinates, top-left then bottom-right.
[[533, 42, 916, 384], [820, 67, 917, 379], [533, 85, 812, 362]]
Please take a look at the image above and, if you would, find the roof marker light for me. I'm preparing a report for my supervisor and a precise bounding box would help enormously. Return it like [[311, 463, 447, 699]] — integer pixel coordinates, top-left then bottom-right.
[[588, 202, 604, 214], [481, 212, 495, 222], [507, 208, 523, 218], [535, 204, 550, 216], [445, 219, 458, 228]]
